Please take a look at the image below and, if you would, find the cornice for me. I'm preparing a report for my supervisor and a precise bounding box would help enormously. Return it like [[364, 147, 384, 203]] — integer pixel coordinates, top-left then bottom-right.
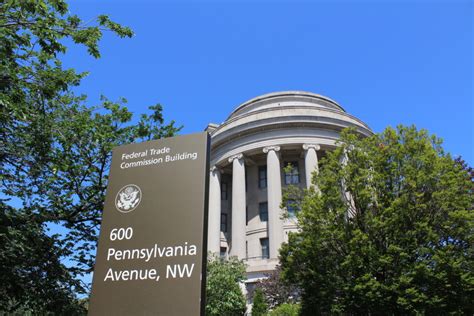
[[212, 105, 372, 139], [211, 114, 372, 152]]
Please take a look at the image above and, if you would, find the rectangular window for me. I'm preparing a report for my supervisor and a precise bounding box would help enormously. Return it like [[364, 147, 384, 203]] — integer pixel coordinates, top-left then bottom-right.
[[260, 238, 269, 259], [221, 213, 227, 232], [220, 247, 227, 258], [221, 182, 228, 200], [284, 162, 300, 185], [246, 241, 248, 259], [258, 166, 267, 189], [259, 202, 268, 222], [286, 199, 299, 218]]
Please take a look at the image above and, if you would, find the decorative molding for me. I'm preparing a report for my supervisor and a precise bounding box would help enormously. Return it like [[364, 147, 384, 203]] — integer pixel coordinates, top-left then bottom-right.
[[227, 153, 243, 163], [211, 135, 337, 166], [210, 166, 221, 174], [263, 146, 281, 154], [245, 227, 268, 237], [302, 144, 320, 151], [212, 105, 372, 142]]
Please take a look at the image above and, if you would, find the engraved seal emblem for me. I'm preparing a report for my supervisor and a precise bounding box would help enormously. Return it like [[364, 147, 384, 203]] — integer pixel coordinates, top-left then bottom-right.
[[115, 184, 142, 213]]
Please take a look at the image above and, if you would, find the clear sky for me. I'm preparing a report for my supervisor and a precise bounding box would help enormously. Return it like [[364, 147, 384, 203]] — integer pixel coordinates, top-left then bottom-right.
[[64, 0, 473, 164]]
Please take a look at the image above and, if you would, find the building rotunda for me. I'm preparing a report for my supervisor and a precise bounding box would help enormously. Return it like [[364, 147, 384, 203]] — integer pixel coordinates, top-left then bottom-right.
[[205, 91, 372, 286]]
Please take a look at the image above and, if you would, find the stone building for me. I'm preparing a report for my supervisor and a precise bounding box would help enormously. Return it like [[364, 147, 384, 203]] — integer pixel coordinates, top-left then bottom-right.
[[205, 91, 371, 290]]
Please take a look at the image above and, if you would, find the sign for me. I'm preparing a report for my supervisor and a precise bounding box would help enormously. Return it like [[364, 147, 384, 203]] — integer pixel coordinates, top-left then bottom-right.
[[89, 132, 210, 315]]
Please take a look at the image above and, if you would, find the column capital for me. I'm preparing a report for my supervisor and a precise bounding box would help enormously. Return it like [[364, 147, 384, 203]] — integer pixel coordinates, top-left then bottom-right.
[[263, 146, 281, 154], [228, 153, 243, 163], [210, 166, 221, 174], [302, 144, 320, 151]]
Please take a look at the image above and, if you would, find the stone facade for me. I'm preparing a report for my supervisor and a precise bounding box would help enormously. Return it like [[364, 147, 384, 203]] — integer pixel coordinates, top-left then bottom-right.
[[206, 91, 372, 289]]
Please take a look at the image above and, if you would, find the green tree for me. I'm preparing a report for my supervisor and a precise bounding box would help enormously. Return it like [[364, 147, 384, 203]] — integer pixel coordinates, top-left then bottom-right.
[[0, 205, 87, 314], [267, 303, 301, 316], [251, 288, 268, 316], [280, 126, 474, 315], [206, 254, 247, 316], [1, 0, 180, 312]]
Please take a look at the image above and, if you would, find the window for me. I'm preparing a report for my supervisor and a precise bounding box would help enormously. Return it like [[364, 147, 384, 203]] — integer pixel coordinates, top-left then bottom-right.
[[286, 199, 299, 218], [221, 213, 227, 232], [284, 162, 300, 185], [258, 166, 267, 189], [260, 238, 269, 259], [246, 283, 257, 304], [221, 182, 228, 200], [246, 241, 248, 259], [220, 247, 227, 258], [259, 202, 268, 222]]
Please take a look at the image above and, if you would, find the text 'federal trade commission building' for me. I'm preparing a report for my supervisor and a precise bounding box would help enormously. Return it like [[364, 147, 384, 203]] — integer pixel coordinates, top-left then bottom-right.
[[205, 91, 372, 294]]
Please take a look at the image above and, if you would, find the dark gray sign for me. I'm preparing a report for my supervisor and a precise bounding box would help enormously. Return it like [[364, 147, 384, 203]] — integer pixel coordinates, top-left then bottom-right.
[[89, 132, 210, 315]]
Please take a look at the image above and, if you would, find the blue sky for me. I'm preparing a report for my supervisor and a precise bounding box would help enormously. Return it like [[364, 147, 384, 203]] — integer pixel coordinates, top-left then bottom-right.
[[64, 0, 473, 164]]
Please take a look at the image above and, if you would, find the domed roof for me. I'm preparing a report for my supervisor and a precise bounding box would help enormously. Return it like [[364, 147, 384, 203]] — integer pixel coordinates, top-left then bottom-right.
[[207, 90, 372, 165], [227, 90, 345, 120]]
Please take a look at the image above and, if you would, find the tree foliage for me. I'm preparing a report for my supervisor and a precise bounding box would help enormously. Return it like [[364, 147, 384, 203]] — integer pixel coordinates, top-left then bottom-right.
[[280, 126, 474, 315], [267, 303, 301, 316], [206, 254, 247, 316], [1, 0, 180, 312], [0, 205, 87, 314], [251, 288, 268, 316]]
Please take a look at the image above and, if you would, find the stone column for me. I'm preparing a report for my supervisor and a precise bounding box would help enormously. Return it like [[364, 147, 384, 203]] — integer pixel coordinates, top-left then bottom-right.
[[228, 154, 246, 259], [303, 144, 320, 189], [341, 149, 356, 218], [263, 146, 284, 259], [208, 166, 221, 254]]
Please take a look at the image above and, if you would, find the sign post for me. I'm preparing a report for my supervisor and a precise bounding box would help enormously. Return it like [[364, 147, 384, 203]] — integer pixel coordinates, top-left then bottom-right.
[[89, 132, 210, 315]]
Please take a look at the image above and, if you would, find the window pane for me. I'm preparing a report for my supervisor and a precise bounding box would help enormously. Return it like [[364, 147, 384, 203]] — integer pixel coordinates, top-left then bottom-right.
[[220, 213, 227, 232], [286, 200, 299, 218], [220, 247, 227, 258], [221, 182, 227, 200], [258, 166, 267, 189], [284, 162, 299, 184], [260, 238, 269, 259], [259, 202, 268, 222]]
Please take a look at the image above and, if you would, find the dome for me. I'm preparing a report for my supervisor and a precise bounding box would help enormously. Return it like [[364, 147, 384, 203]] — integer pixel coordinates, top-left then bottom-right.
[[227, 91, 345, 120], [208, 91, 371, 166]]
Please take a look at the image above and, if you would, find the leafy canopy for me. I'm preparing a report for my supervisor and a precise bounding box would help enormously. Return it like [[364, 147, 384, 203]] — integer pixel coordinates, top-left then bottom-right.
[[206, 254, 247, 316], [1, 0, 180, 313], [0, 204, 87, 314], [267, 303, 301, 316], [251, 288, 268, 316], [280, 125, 474, 315]]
